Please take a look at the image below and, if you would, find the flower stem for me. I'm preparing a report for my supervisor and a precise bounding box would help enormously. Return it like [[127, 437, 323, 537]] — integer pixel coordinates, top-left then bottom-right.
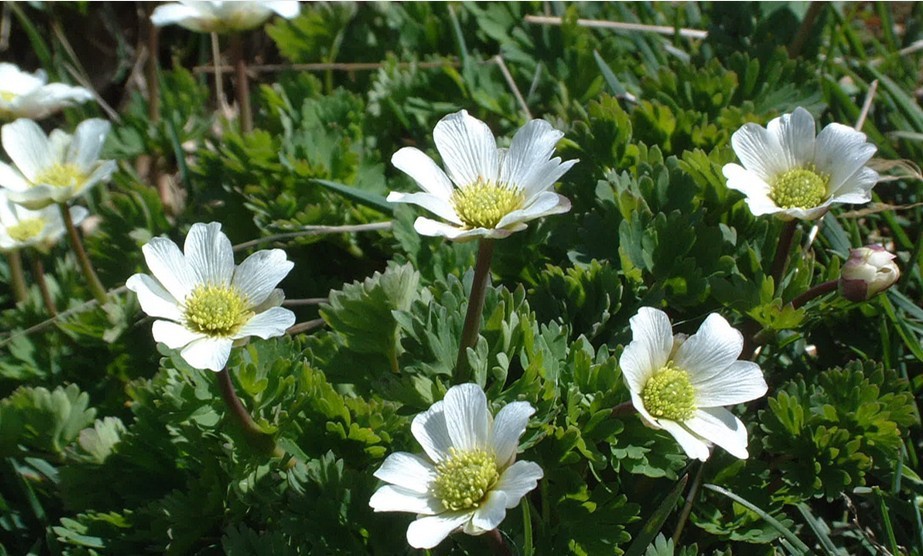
[[6, 250, 28, 303], [770, 220, 798, 294], [230, 33, 252, 133], [455, 239, 495, 383], [610, 400, 638, 417], [210, 32, 226, 110], [216, 367, 282, 457], [484, 528, 512, 556], [59, 204, 107, 305], [672, 461, 706, 543], [791, 279, 837, 310], [29, 254, 57, 317]]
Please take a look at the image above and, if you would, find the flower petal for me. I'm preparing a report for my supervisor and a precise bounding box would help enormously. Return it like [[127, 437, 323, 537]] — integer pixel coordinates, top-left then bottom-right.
[[386, 191, 462, 224], [767, 107, 816, 170], [619, 307, 673, 393], [673, 313, 743, 383], [814, 123, 877, 195], [722, 163, 782, 216], [142, 236, 196, 302], [126, 273, 183, 321], [433, 110, 499, 187], [729, 122, 786, 182], [412, 217, 500, 242], [373, 452, 436, 494], [151, 319, 204, 350], [830, 167, 878, 204], [232, 306, 295, 340], [179, 336, 233, 372], [495, 191, 570, 229], [391, 146, 454, 197], [501, 119, 564, 192], [150, 2, 203, 27], [686, 407, 749, 459], [490, 401, 534, 468], [444, 383, 490, 452], [231, 248, 294, 306], [659, 419, 711, 461], [2, 118, 50, 182], [184, 222, 234, 287], [267, 1, 301, 18], [469, 490, 509, 532], [406, 512, 471, 549], [493, 460, 543, 508], [67, 119, 110, 171], [369, 484, 442, 515], [0, 161, 30, 192], [693, 360, 768, 407], [411, 400, 451, 463], [518, 158, 579, 197]]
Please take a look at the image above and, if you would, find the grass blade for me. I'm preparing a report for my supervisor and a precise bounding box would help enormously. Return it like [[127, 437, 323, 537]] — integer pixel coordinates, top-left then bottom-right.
[[311, 179, 393, 214], [704, 483, 810, 554], [623, 474, 689, 556]]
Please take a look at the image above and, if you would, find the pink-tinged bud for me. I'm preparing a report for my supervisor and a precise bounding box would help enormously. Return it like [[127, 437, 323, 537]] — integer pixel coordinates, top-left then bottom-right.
[[838, 245, 900, 301]]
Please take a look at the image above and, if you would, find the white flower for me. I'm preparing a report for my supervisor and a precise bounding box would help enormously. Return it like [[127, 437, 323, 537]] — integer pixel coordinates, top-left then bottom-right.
[[0, 63, 94, 121], [387, 110, 577, 241], [619, 308, 768, 461], [369, 383, 543, 549], [0, 118, 116, 210], [151, 1, 301, 33], [0, 190, 87, 252], [126, 222, 296, 372], [839, 244, 900, 301], [722, 107, 879, 220]]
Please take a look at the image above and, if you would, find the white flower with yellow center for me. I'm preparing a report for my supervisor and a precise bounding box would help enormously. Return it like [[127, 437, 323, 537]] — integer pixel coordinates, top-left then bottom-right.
[[722, 107, 879, 220], [0, 190, 87, 252], [369, 383, 543, 549], [126, 222, 296, 372], [387, 110, 577, 241], [151, 1, 301, 33], [0, 118, 116, 210], [0, 63, 94, 121], [620, 308, 768, 461]]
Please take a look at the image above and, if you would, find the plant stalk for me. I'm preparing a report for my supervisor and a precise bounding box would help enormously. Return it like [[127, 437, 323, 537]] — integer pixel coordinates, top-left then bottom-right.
[[672, 461, 706, 544], [210, 32, 225, 110], [29, 254, 57, 316], [230, 33, 252, 132], [216, 367, 282, 457], [60, 204, 107, 305], [6, 250, 27, 303], [791, 279, 837, 309], [770, 220, 798, 294], [455, 239, 495, 383]]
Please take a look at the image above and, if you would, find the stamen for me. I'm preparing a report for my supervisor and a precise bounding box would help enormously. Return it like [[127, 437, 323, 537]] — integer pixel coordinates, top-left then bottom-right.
[[769, 167, 828, 209], [451, 179, 525, 229], [33, 163, 88, 190], [641, 363, 696, 422], [432, 447, 499, 511], [7, 218, 45, 242], [183, 284, 253, 337]]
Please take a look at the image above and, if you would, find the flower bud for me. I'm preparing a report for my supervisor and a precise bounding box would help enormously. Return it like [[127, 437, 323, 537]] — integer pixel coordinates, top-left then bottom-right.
[[838, 245, 900, 301]]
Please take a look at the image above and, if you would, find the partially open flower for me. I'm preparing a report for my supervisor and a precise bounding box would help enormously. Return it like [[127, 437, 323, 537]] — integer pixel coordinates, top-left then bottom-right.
[[0, 118, 116, 210], [151, 1, 301, 33], [387, 110, 577, 241], [839, 244, 900, 301], [0, 190, 87, 252], [126, 222, 296, 372], [369, 384, 543, 549], [0, 63, 94, 121], [619, 308, 768, 461], [723, 107, 879, 220]]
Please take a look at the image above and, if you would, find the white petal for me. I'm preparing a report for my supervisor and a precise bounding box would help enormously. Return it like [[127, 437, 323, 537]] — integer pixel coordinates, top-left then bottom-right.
[[411, 400, 452, 463], [494, 191, 570, 229], [490, 401, 534, 468], [391, 147, 454, 197], [151, 319, 204, 349], [267, 1, 301, 18], [444, 384, 490, 452], [730, 122, 786, 182], [179, 336, 233, 371], [142, 236, 196, 301], [233, 306, 295, 340], [778, 203, 831, 221], [673, 313, 743, 382], [693, 360, 768, 407], [814, 123, 877, 195], [767, 107, 816, 170], [630, 390, 662, 430], [659, 419, 711, 461], [412, 217, 497, 241], [0, 161, 30, 192], [373, 452, 436, 494], [830, 167, 878, 204], [368, 484, 442, 515], [433, 110, 499, 187], [685, 408, 749, 459], [67, 205, 89, 228], [66, 119, 110, 171], [126, 273, 183, 321], [4, 185, 56, 210], [493, 460, 543, 508], [500, 119, 563, 190], [2, 118, 50, 182], [469, 490, 509, 532], [252, 288, 284, 313], [11, 83, 93, 119], [184, 222, 234, 287], [518, 158, 578, 197], [231, 248, 293, 306], [386, 191, 462, 224], [619, 307, 673, 393], [722, 163, 777, 213], [150, 3, 203, 27], [75, 161, 117, 198], [406, 512, 471, 549]]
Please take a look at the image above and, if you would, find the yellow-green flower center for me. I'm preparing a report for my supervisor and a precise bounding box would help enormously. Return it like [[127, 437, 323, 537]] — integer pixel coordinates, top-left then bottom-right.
[[432, 447, 499, 511], [769, 167, 828, 209], [6, 217, 45, 242], [451, 180, 525, 229], [641, 363, 696, 422], [33, 163, 87, 190], [183, 284, 252, 337], [0, 91, 16, 103]]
